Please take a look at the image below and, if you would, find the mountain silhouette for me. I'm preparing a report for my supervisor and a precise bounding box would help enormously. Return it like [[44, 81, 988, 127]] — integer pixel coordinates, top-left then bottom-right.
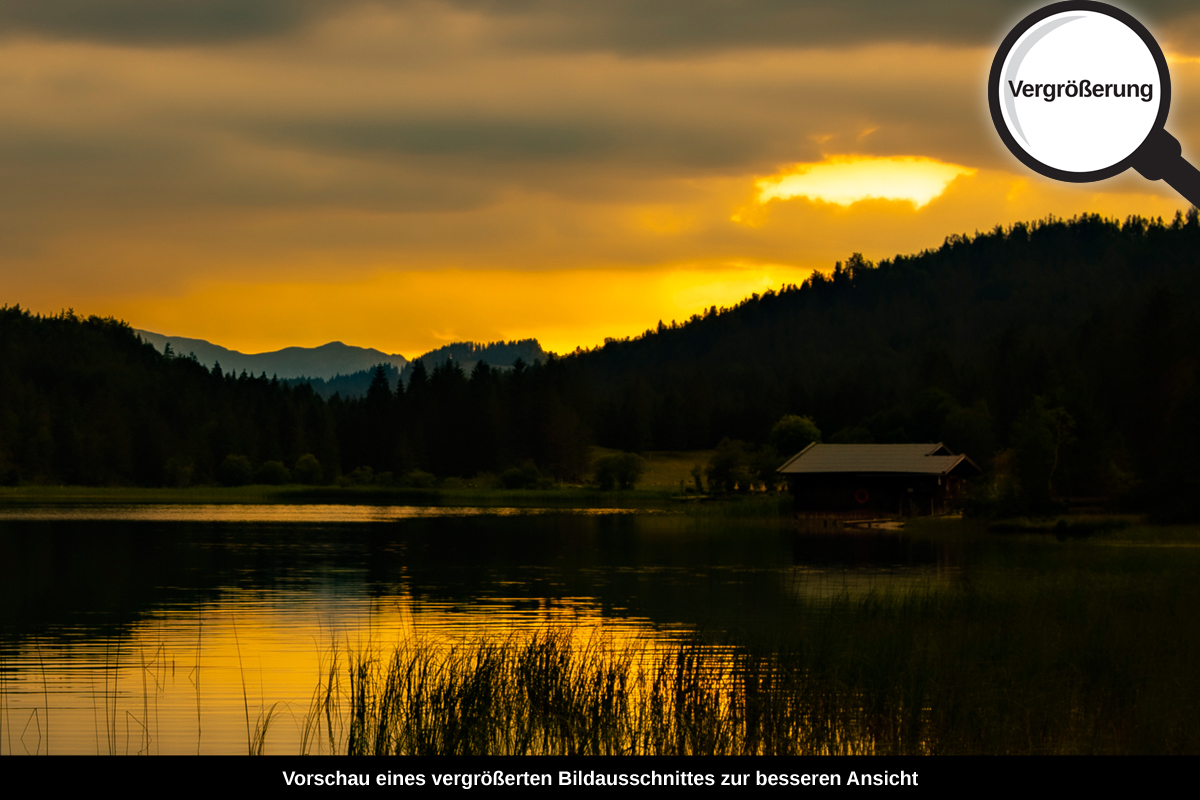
[[135, 331, 408, 380]]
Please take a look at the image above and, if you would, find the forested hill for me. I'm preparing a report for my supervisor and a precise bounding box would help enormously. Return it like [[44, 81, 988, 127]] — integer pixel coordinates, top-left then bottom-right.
[[571, 211, 1200, 505], [286, 341, 546, 400], [400, 340, 546, 382], [4, 211, 1200, 507], [0, 307, 576, 487]]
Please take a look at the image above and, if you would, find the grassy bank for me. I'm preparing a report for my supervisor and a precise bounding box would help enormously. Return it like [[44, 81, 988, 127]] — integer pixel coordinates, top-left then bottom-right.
[[0, 483, 692, 508], [0, 478, 792, 518], [0, 449, 723, 507], [0, 484, 289, 504]]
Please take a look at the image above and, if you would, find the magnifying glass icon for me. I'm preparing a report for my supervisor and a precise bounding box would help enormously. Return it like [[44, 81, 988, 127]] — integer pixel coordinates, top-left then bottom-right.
[[989, 1, 1200, 206]]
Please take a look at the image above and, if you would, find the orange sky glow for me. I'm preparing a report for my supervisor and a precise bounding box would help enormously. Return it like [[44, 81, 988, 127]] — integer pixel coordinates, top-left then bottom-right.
[[3, 3, 1200, 357]]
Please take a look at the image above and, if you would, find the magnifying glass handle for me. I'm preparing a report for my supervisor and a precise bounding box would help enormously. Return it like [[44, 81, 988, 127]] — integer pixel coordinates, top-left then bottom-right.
[[1132, 128, 1200, 208]]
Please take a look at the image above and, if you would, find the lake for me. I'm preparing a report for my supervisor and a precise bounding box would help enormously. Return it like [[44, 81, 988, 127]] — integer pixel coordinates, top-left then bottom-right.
[[2, 504, 1196, 755]]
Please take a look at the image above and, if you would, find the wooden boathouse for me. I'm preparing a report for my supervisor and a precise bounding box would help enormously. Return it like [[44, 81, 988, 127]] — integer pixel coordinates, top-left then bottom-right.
[[778, 443, 981, 517]]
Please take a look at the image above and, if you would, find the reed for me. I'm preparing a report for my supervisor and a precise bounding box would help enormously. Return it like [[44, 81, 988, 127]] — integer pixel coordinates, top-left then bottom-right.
[[304, 630, 906, 756], [302, 566, 1200, 756], [1, 648, 10, 755]]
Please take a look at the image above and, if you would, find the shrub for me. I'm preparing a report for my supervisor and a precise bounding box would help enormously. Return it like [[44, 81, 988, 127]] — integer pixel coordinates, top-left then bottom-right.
[[292, 454, 323, 484], [218, 454, 253, 486], [164, 456, 193, 488], [500, 462, 542, 489], [769, 415, 822, 457], [593, 452, 646, 490], [345, 466, 374, 486], [705, 439, 753, 493], [401, 469, 437, 489], [255, 460, 290, 485]]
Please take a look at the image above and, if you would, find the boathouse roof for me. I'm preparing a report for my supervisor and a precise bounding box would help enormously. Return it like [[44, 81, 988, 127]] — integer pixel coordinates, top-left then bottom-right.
[[777, 443, 980, 476]]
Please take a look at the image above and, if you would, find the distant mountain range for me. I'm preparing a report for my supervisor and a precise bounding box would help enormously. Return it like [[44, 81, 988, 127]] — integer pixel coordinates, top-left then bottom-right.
[[136, 330, 547, 399], [136, 331, 408, 380]]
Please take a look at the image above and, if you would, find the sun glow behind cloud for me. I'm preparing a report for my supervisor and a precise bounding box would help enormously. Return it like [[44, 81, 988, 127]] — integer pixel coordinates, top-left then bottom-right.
[[2, 5, 1195, 357], [756, 156, 977, 208]]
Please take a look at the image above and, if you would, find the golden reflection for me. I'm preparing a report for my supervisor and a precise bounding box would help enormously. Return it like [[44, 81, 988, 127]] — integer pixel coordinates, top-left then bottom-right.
[[0, 594, 675, 755], [0, 504, 660, 523]]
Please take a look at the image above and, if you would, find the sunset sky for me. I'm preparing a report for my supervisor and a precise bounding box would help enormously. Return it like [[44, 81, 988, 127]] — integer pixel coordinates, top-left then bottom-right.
[[3, 1, 1199, 357]]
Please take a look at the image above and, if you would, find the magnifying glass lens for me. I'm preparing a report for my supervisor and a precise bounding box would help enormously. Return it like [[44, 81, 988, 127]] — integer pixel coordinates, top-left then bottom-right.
[[992, 2, 1200, 207], [994, 7, 1165, 177]]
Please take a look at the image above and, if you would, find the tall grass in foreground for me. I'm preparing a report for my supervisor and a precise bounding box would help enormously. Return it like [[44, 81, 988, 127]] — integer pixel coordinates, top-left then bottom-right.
[[301, 632, 861, 756], [299, 569, 1200, 755]]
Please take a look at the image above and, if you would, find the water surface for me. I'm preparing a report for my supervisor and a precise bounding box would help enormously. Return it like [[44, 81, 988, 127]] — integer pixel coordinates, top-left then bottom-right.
[[0, 504, 958, 754]]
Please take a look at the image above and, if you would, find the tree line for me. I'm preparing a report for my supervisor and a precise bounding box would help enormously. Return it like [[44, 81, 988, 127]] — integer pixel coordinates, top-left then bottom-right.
[[569, 211, 1200, 513], [4, 211, 1200, 513], [0, 307, 586, 487]]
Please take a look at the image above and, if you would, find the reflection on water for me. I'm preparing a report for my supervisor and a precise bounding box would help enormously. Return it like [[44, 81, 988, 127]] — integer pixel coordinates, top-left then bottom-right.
[[0, 506, 960, 755], [784, 529, 960, 603], [1, 592, 656, 755], [0, 504, 655, 523]]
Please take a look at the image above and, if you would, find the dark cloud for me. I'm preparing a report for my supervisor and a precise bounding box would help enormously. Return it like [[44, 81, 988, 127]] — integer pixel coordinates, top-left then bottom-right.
[[256, 115, 770, 172], [458, 0, 1029, 52], [430, 1, 1200, 52], [269, 118, 620, 161], [2, 1, 1194, 50], [0, 1, 323, 44]]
